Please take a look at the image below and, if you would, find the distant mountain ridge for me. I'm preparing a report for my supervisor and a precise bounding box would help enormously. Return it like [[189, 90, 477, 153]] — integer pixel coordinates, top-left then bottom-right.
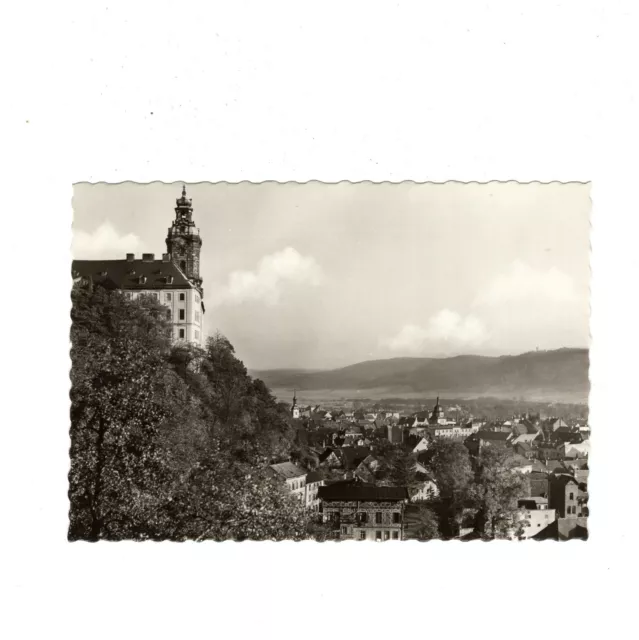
[[250, 348, 590, 402]]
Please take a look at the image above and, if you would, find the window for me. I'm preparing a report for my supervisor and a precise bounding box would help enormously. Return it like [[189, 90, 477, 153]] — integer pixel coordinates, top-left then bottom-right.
[[166, 293, 172, 302], [569, 492, 574, 500], [359, 531, 366, 540], [393, 512, 401, 524], [195, 330, 200, 341], [125, 292, 132, 300], [166, 309, 171, 319], [376, 531, 382, 541], [179, 293, 185, 301], [179, 329, 185, 339], [358, 512, 368, 524], [180, 260, 186, 272], [375, 512, 382, 524], [384, 531, 390, 541], [392, 531, 399, 540], [341, 526, 348, 535], [195, 311, 200, 323], [179, 309, 185, 321]]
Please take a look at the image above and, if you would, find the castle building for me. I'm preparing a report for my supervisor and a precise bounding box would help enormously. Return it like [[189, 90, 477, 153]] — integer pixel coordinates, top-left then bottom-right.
[[72, 186, 205, 346]]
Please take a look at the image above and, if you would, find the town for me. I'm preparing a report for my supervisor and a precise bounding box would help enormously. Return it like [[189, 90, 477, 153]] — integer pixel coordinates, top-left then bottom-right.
[[268, 392, 589, 540]]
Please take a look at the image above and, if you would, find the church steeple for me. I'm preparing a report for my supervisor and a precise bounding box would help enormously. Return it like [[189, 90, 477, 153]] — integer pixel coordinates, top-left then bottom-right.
[[291, 389, 300, 419], [166, 185, 203, 293]]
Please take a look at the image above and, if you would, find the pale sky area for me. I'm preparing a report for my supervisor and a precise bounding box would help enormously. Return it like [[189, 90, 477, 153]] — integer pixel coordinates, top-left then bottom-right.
[[72, 182, 591, 370]]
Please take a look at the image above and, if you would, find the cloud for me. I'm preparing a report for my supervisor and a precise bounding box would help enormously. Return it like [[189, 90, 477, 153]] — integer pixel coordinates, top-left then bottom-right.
[[214, 247, 323, 306], [383, 310, 489, 354], [474, 260, 579, 306], [73, 222, 146, 259]]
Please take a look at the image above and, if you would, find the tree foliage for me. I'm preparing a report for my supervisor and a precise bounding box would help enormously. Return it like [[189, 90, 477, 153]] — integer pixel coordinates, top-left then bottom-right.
[[405, 503, 440, 541], [69, 282, 311, 541], [425, 440, 474, 503], [468, 448, 531, 539]]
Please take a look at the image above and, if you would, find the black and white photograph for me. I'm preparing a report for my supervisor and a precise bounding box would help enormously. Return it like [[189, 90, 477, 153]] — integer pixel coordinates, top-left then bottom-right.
[[70, 181, 590, 541]]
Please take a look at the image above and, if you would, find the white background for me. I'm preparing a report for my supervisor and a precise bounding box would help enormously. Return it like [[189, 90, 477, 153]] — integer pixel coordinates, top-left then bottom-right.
[[2, 1, 637, 639]]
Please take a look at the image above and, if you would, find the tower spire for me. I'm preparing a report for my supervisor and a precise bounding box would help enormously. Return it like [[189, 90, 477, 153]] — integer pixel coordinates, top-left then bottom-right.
[[166, 184, 203, 292]]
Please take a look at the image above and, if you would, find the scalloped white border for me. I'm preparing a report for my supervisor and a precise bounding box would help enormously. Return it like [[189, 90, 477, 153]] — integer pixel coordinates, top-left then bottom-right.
[[5, 2, 638, 639]]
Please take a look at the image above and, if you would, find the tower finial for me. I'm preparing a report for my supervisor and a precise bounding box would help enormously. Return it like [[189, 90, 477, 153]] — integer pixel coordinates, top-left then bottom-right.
[[182, 184, 186, 197]]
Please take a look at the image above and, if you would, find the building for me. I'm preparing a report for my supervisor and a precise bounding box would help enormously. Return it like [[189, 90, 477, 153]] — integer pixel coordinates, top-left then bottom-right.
[[465, 430, 512, 456], [549, 475, 581, 518], [429, 397, 447, 425], [72, 186, 205, 346], [412, 437, 430, 453], [304, 471, 325, 511], [410, 476, 439, 502], [318, 481, 409, 541], [517, 497, 556, 538], [291, 390, 300, 420], [387, 424, 404, 444], [269, 461, 307, 502]]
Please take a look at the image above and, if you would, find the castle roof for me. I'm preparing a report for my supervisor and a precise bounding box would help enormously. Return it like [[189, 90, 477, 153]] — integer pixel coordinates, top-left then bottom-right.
[[72, 256, 197, 291]]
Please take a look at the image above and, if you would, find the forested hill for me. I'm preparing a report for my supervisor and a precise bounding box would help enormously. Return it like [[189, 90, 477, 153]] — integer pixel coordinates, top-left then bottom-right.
[[251, 348, 590, 401]]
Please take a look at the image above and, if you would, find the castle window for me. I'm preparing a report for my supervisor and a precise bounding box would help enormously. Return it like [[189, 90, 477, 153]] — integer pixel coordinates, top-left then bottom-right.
[[375, 512, 382, 524], [165, 293, 172, 302], [179, 329, 185, 339], [180, 260, 186, 271], [179, 293, 185, 301], [392, 531, 399, 540], [393, 512, 401, 524], [569, 492, 574, 500], [375, 531, 382, 541], [359, 531, 366, 540], [179, 309, 185, 321]]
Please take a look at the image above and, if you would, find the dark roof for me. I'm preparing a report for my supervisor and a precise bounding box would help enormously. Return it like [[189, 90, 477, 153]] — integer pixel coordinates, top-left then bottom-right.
[[479, 431, 511, 441], [305, 471, 323, 484], [72, 258, 195, 291], [269, 461, 306, 479], [318, 483, 409, 502]]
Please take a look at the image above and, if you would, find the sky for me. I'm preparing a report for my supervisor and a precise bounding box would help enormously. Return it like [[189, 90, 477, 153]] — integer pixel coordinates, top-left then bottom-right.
[[72, 182, 591, 370]]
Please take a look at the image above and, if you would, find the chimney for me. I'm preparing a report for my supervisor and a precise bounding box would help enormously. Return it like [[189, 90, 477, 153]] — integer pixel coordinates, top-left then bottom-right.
[[126, 253, 134, 261], [162, 253, 170, 262], [142, 253, 155, 262]]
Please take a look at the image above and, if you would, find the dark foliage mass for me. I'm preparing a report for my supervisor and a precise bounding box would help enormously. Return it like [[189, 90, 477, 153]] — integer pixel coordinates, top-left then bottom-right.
[[69, 282, 314, 541]]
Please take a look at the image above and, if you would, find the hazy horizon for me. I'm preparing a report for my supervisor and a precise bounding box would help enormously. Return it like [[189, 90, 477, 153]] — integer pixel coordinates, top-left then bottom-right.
[[250, 345, 589, 373], [73, 182, 590, 370]]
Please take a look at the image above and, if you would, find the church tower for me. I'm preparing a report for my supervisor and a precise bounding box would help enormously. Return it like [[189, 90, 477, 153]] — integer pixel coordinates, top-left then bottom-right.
[[291, 390, 300, 419], [166, 185, 203, 293]]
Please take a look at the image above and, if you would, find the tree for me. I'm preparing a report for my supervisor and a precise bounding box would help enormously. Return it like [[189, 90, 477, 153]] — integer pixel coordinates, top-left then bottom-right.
[[426, 440, 474, 501], [468, 448, 531, 539], [405, 503, 440, 541], [69, 284, 179, 540]]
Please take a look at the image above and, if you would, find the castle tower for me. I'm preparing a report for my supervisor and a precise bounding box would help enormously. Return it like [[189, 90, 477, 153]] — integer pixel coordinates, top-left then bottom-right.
[[166, 185, 203, 293]]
